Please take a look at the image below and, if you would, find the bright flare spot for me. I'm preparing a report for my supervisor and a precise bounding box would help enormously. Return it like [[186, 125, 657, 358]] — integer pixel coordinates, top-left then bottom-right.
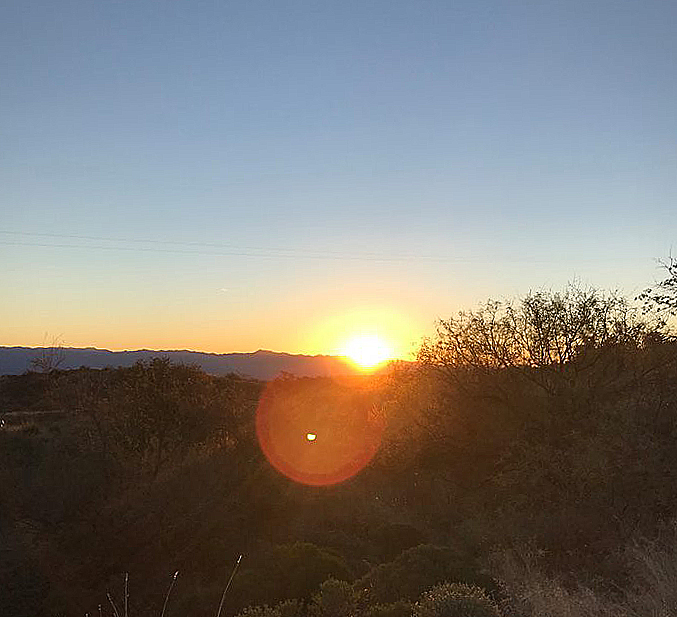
[[306, 433, 317, 441], [343, 334, 393, 370]]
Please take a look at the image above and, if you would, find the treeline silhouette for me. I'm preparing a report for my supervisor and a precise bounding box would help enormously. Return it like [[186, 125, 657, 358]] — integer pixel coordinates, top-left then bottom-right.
[[1, 277, 676, 616]]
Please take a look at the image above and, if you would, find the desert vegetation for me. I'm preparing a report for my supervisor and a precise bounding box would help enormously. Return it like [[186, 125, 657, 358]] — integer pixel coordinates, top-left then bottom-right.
[[1, 275, 676, 616]]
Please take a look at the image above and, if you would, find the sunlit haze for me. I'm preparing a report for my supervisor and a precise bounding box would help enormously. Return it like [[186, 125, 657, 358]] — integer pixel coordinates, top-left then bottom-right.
[[341, 334, 394, 370]]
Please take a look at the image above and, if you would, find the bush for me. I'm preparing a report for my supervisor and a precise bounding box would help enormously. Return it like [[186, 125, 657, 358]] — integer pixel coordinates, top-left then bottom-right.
[[235, 605, 282, 617], [363, 601, 413, 617], [105, 358, 226, 478], [369, 523, 428, 562], [355, 545, 491, 604], [277, 598, 306, 617], [414, 582, 500, 617], [308, 578, 356, 617], [231, 543, 353, 609], [233, 598, 306, 617]]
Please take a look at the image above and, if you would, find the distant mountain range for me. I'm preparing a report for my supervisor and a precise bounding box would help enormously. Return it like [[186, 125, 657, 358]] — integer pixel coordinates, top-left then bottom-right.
[[0, 346, 365, 380]]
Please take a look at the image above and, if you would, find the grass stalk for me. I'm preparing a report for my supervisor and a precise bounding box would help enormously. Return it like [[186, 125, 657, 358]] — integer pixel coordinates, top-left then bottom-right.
[[107, 592, 121, 617], [124, 572, 129, 617], [215, 554, 243, 617], [160, 570, 180, 617]]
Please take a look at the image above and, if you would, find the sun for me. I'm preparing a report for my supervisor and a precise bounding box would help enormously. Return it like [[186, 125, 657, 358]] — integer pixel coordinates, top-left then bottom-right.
[[342, 334, 394, 370]]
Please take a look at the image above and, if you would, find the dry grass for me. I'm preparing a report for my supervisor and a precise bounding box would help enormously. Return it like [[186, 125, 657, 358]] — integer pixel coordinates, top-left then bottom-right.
[[623, 524, 677, 617], [491, 526, 677, 617], [491, 547, 622, 617]]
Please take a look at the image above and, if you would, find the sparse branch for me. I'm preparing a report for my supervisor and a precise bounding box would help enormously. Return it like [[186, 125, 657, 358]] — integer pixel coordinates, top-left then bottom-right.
[[30, 334, 66, 373], [419, 283, 664, 397], [638, 255, 677, 318]]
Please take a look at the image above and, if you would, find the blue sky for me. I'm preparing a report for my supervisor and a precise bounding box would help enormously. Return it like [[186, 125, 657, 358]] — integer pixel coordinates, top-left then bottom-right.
[[1, 0, 675, 355]]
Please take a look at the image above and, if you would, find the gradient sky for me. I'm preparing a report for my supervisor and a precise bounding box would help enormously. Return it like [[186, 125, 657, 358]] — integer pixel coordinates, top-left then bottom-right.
[[2, 0, 676, 357]]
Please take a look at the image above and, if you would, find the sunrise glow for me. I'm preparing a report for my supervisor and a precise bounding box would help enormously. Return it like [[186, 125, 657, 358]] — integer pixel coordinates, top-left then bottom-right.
[[342, 334, 394, 370]]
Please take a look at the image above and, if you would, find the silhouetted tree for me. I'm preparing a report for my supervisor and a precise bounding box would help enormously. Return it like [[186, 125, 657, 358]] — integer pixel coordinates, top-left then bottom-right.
[[106, 358, 222, 478], [413, 284, 675, 555], [639, 255, 677, 317], [419, 284, 658, 397], [30, 335, 65, 374]]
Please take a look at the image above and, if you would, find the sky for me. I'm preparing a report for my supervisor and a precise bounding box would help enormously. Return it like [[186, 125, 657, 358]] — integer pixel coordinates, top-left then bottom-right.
[[1, 0, 676, 358]]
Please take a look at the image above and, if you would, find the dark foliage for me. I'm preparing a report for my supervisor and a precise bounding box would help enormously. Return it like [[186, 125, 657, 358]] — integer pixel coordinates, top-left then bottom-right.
[[355, 545, 492, 605], [1, 283, 677, 615], [413, 582, 501, 617], [230, 544, 354, 610], [638, 255, 677, 316]]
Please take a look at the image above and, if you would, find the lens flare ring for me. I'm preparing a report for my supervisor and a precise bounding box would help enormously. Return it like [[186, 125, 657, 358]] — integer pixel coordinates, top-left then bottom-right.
[[256, 379, 385, 486]]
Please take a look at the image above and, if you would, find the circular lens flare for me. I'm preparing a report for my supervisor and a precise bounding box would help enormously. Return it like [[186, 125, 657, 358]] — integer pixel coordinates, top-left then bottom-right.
[[256, 378, 385, 486]]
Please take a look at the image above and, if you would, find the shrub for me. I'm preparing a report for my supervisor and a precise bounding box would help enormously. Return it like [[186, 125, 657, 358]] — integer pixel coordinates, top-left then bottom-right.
[[355, 545, 492, 605], [370, 523, 428, 562], [277, 598, 306, 617], [363, 600, 413, 617], [235, 605, 282, 617], [105, 358, 224, 478], [231, 543, 353, 609], [414, 583, 500, 617], [308, 578, 356, 617]]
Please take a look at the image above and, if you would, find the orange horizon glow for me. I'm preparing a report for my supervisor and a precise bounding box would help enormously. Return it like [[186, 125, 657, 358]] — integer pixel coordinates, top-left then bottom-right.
[[304, 306, 418, 364], [340, 334, 394, 371], [2, 305, 423, 364]]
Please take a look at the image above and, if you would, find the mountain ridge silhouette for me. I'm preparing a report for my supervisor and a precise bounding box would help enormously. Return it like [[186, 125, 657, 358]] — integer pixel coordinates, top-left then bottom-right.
[[0, 345, 366, 380]]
